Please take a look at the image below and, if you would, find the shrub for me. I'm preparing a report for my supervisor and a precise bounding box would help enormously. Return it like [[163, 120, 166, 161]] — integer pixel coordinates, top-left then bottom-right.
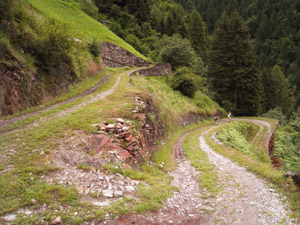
[[274, 128, 300, 172], [79, 0, 98, 20], [170, 67, 203, 98], [158, 34, 205, 74], [217, 122, 254, 156], [88, 38, 102, 58], [261, 107, 287, 125]]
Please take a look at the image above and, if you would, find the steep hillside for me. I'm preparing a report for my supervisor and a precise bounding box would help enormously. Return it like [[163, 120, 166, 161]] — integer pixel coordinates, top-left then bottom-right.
[[0, 0, 147, 116], [27, 0, 146, 59]]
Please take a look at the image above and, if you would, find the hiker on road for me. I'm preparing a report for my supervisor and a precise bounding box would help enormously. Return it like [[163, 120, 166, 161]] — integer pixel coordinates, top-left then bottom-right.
[[214, 115, 219, 125], [227, 111, 232, 122]]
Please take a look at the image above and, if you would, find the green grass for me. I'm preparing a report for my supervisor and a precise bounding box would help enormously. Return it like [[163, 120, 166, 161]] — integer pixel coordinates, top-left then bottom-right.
[[0, 71, 225, 223], [27, 0, 146, 60], [183, 125, 222, 198], [205, 121, 300, 219], [0, 68, 127, 134], [131, 76, 224, 132]]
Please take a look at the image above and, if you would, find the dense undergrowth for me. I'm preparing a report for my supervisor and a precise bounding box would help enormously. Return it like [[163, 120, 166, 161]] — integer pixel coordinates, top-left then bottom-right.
[[217, 122, 255, 157], [274, 126, 300, 172]]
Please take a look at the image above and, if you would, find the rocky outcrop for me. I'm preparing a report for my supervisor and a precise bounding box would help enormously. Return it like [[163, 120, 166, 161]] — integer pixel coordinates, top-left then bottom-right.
[[90, 95, 164, 164], [0, 47, 77, 116], [102, 42, 150, 68], [128, 63, 172, 77]]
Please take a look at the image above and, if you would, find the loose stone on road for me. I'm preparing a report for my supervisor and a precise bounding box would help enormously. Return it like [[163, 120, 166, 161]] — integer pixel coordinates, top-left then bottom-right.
[[200, 124, 295, 225]]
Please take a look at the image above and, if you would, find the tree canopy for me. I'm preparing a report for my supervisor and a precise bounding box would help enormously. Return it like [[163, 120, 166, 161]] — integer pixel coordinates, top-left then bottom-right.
[[209, 12, 264, 116]]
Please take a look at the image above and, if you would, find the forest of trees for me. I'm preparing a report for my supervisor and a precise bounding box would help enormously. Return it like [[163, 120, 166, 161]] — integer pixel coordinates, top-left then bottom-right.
[[75, 0, 300, 119]]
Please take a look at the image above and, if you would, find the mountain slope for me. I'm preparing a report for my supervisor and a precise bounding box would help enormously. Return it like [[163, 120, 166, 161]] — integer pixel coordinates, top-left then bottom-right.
[[28, 0, 146, 60]]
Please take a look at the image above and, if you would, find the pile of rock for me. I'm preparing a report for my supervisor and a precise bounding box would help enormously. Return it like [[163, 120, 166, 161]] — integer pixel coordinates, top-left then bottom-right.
[[92, 117, 143, 163], [46, 167, 139, 199]]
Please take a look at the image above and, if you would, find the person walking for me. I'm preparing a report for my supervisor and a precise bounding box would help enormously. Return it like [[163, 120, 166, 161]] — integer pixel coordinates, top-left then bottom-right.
[[214, 115, 219, 125], [227, 111, 232, 122]]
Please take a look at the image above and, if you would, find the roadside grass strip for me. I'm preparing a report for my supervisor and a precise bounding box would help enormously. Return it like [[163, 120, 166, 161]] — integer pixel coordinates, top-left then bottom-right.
[[0, 73, 220, 223], [205, 121, 300, 219], [0, 69, 126, 134], [182, 126, 221, 198]]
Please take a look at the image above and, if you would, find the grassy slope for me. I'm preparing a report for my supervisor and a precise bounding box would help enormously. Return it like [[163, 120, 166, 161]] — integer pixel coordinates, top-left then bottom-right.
[[27, 0, 147, 60], [0, 71, 223, 224]]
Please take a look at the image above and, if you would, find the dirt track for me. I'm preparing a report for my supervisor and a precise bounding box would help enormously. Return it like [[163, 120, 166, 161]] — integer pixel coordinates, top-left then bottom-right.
[[0, 73, 112, 129], [102, 119, 295, 225]]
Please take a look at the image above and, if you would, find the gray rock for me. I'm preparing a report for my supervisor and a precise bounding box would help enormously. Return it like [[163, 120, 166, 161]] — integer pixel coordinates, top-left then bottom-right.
[[125, 185, 135, 193], [117, 118, 124, 124], [102, 190, 114, 198], [114, 190, 123, 197], [4, 214, 17, 221]]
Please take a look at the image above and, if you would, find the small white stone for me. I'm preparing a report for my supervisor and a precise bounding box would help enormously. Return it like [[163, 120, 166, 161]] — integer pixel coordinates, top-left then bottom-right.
[[102, 190, 114, 198], [114, 190, 123, 197], [125, 185, 135, 193], [117, 118, 124, 124], [122, 126, 129, 132], [106, 124, 115, 129], [4, 214, 17, 221], [24, 210, 32, 215]]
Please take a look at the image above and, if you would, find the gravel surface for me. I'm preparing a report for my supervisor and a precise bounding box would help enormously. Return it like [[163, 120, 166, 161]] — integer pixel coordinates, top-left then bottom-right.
[[103, 119, 297, 225], [200, 124, 296, 225]]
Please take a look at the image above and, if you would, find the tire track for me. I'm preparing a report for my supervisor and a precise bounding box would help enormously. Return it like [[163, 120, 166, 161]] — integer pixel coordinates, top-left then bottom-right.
[[0, 73, 112, 129], [200, 123, 294, 224]]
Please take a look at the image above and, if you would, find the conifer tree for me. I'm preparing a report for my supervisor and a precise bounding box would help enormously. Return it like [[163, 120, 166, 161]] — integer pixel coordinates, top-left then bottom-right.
[[263, 65, 295, 116], [209, 11, 264, 116], [187, 10, 207, 58]]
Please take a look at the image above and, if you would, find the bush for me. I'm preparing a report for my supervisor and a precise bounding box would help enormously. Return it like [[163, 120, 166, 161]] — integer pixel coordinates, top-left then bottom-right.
[[35, 18, 74, 70], [0, 0, 14, 22], [170, 67, 203, 98], [158, 34, 205, 74], [261, 107, 287, 125], [274, 128, 300, 172], [217, 122, 254, 157], [88, 39, 102, 58], [79, 0, 98, 20]]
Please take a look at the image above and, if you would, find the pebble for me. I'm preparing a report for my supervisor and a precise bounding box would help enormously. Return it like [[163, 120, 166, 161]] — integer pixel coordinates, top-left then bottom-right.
[[102, 190, 114, 198], [125, 185, 135, 193], [3, 214, 17, 221]]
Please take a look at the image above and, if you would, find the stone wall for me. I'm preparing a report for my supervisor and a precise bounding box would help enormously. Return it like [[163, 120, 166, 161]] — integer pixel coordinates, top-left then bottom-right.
[[128, 63, 172, 77], [102, 42, 150, 68]]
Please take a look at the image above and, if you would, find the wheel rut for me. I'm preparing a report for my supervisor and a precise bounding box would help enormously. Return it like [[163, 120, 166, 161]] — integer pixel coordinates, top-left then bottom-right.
[[0, 73, 112, 129], [200, 122, 294, 224], [102, 119, 295, 225]]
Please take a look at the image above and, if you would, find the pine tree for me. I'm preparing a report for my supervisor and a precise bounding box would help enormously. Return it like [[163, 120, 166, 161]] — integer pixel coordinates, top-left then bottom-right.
[[187, 10, 207, 58], [209, 11, 264, 116], [263, 65, 295, 115]]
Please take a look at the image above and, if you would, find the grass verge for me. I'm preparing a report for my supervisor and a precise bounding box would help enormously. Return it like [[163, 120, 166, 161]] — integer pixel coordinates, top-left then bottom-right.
[[182, 125, 221, 198], [205, 122, 300, 219]]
